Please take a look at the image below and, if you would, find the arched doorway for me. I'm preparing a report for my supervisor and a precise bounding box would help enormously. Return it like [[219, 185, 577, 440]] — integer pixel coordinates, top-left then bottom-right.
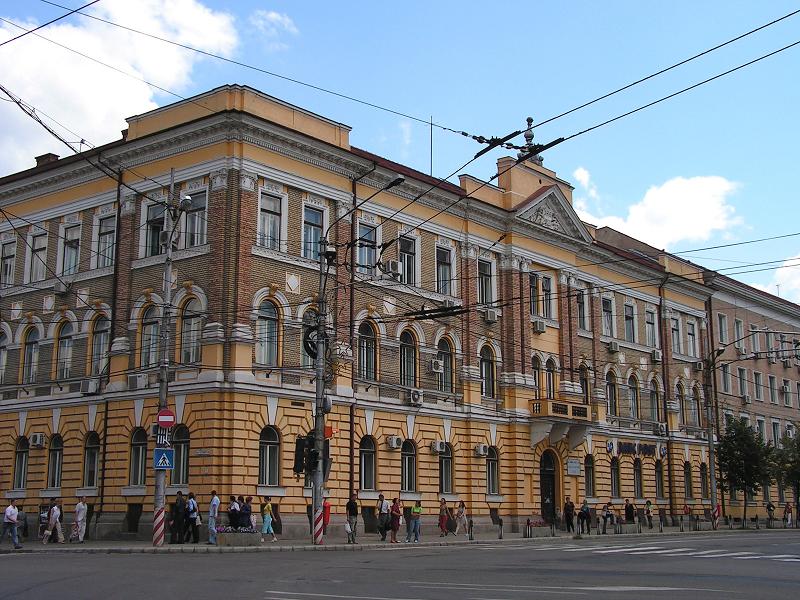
[[540, 449, 558, 524]]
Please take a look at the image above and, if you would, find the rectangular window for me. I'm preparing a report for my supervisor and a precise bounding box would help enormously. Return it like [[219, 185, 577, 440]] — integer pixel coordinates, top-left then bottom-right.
[[721, 364, 731, 393], [752, 326, 761, 352], [356, 222, 376, 274], [769, 375, 778, 404], [477, 259, 493, 305], [738, 368, 747, 395], [398, 236, 416, 286], [783, 379, 792, 407], [645, 310, 656, 348], [62, 224, 80, 276], [576, 290, 587, 330], [303, 207, 325, 260], [96, 216, 115, 268], [541, 276, 552, 319], [754, 372, 763, 400], [529, 273, 540, 316], [624, 304, 635, 343], [773, 422, 781, 447], [259, 192, 281, 250], [757, 419, 766, 440], [686, 322, 697, 358], [145, 204, 165, 257], [734, 319, 744, 348], [436, 247, 452, 295], [30, 233, 48, 282], [766, 331, 775, 354], [718, 313, 728, 344], [1, 241, 15, 288], [184, 190, 207, 248], [602, 298, 613, 336], [670, 318, 681, 354]]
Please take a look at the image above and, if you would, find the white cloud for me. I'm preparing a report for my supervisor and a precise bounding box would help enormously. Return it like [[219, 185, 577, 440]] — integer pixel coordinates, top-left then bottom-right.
[[753, 255, 800, 303], [249, 10, 298, 51], [573, 166, 598, 200], [398, 121, 412, 158], [575, 175, 741, 250], [0, 0, 237, 176]]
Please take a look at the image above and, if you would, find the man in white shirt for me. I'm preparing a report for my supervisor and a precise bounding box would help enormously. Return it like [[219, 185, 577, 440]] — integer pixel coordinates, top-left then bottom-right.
[[42, 498, 65, 544], [376, 494, 390, 542], [207, 490, 220, 545], [1, 499, 23, 549], [74, 497, 87, 543]]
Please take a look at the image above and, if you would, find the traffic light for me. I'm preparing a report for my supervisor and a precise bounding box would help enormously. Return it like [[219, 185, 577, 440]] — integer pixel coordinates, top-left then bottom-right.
[[293, 436, 307, 475]]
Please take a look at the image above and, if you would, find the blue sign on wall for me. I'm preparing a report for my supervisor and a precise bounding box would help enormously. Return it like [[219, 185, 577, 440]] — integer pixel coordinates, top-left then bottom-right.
[[154, 447, 175, 470]]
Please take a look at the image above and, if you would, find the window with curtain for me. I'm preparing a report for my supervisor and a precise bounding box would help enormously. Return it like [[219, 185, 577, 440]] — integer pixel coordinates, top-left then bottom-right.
[[359, 436, 376, 491], [649, 380, 660, 421], [676, 384, 686, 425], [56, 321, 73, 380], [480, 346, 496, 398], [22, 327, 40, 384], [532, 356, 542, 400], [357, 322, 377, 381], [14, 437, 29, 489], [83, 432, 100, 488], [91, 316, 110, 376], [436, 338, 454, 393], [399, 330, 417, 388], [180, 299, 202, 364], [628, 376, 639, 419], [486, 446, 499, 495], [47, 434, 64, 488], [439, 443, 453, 494], [545, 359, 556, 400], [259, 426, 280, 486], [256, 301, 279, 366], [172, 425, 190, 485], [140, 306, 160, 368], [130, 428, 148, 486], [606, 372, 618, 415], [401, 440, 416, 492]]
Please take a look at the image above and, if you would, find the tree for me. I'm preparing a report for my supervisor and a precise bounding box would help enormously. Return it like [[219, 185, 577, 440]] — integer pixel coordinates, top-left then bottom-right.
[[716, 417, 774, 526], [774, 428, 800, 520]]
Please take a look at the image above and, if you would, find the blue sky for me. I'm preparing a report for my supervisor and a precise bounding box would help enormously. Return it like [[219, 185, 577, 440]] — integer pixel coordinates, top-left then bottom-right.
[[2, 1, 799, 298]]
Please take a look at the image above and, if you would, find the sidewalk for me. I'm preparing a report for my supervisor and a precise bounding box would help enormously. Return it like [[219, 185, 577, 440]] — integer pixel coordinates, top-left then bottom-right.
[[1, 524, 793, 555]]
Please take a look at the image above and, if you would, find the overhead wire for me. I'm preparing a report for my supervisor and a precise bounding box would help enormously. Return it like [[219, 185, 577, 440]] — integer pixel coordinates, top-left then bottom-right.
[[0, 0, 100, 48]]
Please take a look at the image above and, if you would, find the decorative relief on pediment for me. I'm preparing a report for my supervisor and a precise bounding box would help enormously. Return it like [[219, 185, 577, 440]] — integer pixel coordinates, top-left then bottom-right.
[[531, 204, 565, 234]]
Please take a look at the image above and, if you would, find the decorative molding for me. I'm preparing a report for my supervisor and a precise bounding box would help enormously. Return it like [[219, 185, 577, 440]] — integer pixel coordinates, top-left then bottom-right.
[[240, 171, 257, 192], [210, 169, 228, 191]]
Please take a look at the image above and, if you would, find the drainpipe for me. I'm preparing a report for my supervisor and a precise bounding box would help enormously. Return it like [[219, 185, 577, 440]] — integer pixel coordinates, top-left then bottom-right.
[[705, 294, 724, 519], [567, 276, 574, 379], [519, 269, 526, 375], [657, 276, 676, 522]]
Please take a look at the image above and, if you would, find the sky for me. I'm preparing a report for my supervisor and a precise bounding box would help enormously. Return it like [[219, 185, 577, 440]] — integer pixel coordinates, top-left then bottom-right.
[[1, 1, 799, 300]]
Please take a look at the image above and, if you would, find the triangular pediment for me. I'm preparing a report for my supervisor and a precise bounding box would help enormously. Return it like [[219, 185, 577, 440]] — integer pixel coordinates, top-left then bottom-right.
[[515, 185, 592, 244]]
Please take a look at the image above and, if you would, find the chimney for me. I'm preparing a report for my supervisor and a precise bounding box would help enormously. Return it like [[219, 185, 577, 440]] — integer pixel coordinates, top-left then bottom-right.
[[35, 153, 60, 167]]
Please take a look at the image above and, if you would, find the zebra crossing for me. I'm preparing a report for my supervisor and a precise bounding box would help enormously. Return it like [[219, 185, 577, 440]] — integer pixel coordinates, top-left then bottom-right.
[[475, 542, 800, 562]]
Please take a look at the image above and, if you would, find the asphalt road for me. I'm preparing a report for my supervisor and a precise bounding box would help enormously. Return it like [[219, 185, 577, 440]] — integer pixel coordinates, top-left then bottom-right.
[[1, 530, 798, 599]]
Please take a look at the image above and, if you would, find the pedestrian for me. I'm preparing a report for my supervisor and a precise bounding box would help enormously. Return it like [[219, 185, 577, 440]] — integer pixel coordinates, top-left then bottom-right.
[[73, 496, 87, 543], [261, 496, 277, 542], [184, 492, 200, 543], [240, 496, 253, 530], [784, 502, 793, 528], [1, 499, 23, 550], [578, 500, 591, 534], [766, 500, 775, 527], [563, 496, 575, 533], [454, 500, 469, 537], [601, 502, 613, 534], [438, 498, 449, 537], [644, 500, 654, 529], [171, 491, 186, 543], [624, 498, 635, 524], [376, 494, 390, 541], [409, 500, 423, 543], [227, 495, 240, 528], [682, 503, 691, 522], [208, 490, 220, 545], [389, 498, 402, 543], [42, 498, 65, 544], [345, 493, 358, 544]]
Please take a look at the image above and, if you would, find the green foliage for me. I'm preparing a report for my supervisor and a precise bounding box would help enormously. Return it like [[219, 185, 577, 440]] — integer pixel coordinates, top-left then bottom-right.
[[774, 428, 800, 492]]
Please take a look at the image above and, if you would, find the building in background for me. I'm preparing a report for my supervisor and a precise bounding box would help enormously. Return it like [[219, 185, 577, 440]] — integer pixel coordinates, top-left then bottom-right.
[[0, 85, 792, 538]]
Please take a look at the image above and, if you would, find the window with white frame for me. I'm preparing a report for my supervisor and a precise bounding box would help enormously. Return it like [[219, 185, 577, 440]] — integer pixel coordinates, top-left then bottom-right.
[[180, 299, 203, 364], [356, 222, 376, 274], [624, 304, 635, 343], [757, 418, 766, 440], [259, 192, 281, 250], [773, 421, 781, 447], [686, 321, 697, 358], [602, 298, 613, 336], [783, 378, 792, 407], [22, 327, 39, 384], [754, 372, 763, 400], [96, 216, 115, 268], [1, 240, 15, 288], [734, 319, 744, 348], [61, 224, 80, 275], [183, 190, 207, 248], [721, 363, 731, 393], [303, 206, 324, 260], [766, 331, 775, 354], [529, 273, 540, 316], [145, 203, 165, 258], [29, 232, 47, 282], [768, 375, 778, 404], [751, 326, 761, 352], [436, 246, 452, 295], [737, 367, 747, 396], [717, 313, 728, 344], [576, 289, 587, 330], [140, 306, 160, 368], [645, 309, 657, 348], [90, 316, 110, 376], [398, 235, 416, 286], [55, 321, 73, 380], [477, 259, 493, 305], [670, 318, 681, 354], [542, 276, 553, 319]]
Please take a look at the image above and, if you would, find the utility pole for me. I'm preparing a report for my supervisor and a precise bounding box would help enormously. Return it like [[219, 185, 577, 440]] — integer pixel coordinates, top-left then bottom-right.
[[704, 348, 722, 529]]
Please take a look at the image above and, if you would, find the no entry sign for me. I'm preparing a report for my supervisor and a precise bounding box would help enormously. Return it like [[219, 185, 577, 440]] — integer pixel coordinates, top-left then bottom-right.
[[156, 409, 176, 429]]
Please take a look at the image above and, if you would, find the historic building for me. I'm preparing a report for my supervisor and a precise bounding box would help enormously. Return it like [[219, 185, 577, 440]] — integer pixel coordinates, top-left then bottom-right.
[[0, 84, 791, 538]]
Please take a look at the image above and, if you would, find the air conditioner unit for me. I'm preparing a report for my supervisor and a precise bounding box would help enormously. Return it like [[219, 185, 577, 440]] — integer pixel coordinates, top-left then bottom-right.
[[474, 443, 489, 457], [30, 433, 46, 448], [532, 320, 547, 334], [484, 309, 499, 323], [654, 423, 668, 436], [783, 359, 792, 368], [736, 346, 748, 356], [782, 385, 791, 394], [128, 374, 148, 390], [651, 349, 662, 363], [430, 440, 446, 454], [383, 260, 401, 280], [742, 394, 752, 404], [442, 299, 457, 309], [769, 353, 777, 364], [607, 341, 620, 353], [80, 378, 98, 395], [386, 435, 403, 450], [429, 359, 445, 374], [406, 388, 423, 406], [693, 361, 704, 372], [53, 280, 69, 295]]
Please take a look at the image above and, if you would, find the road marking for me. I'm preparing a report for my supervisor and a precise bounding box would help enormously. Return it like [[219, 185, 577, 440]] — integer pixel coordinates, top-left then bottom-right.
[[759, 555, 798, 559], [562, 545, 624, 552], [775, 558, 800, 562], [681, 549, 736, 556], [626, 547, 693, 555], [693, 551, 756, 558], [594, 546, 663, 553], [265, 592, 428, 600]]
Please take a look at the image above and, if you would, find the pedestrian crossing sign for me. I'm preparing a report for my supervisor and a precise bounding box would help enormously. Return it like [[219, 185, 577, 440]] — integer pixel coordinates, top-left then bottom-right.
[[154, 448, 175, 470]]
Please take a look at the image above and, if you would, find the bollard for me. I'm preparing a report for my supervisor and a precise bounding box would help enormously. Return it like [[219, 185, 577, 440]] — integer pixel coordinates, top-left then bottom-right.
[[498, 518, 504, 539], [638, 521, 642, 534], [659, 518, 663, 533], [468, 518, 474, 541], [550, 522, 555, 537], [694, 515, 699, 532], [729, 516, 733, 530], [755, 516, 760, 530], [679, 516, 684, 532], [524, 518, 531, 538]]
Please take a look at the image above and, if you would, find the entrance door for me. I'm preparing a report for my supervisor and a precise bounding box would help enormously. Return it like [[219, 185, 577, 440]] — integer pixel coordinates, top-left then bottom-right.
[[540, 450, 557, 524]]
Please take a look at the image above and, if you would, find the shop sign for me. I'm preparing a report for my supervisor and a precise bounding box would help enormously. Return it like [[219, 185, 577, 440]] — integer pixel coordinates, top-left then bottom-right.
[[617, 441, 657, 456]]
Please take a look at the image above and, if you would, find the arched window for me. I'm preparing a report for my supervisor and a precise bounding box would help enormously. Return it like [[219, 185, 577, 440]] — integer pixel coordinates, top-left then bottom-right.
[[579, 365, 590, 404], [676, 384, 686, 425], [172, 425, 190, 485], [628, 376, 639, 419], [359, 436, 376, 491], [83, 432, 100, 488], [439, 443, 453, 494], [47, 434, 64, 488], [90, 316, 110, 376], [13, 437, 29, 489], [610, 457, 621, 498], [655, 460, 665, 498], [633, 458, 643, 499], [649, 380, 660, 422], [436, 338, 454, 393], [606, 372, 618, 416], [22, 327, 40, 384], [399, 330, 417, 388], [180, 299, 202, 364], [56, 321, 73, 380], [357, 322, 377, 381], [140, 306, 160, 368], [692, 387, 702, 427], [259, 426, 280, 486], [0, 331, 7, 384], [256, 301, 279, 366], [401, 440, 416, 492], [130, 428, 148, 486], [480, 345, 496, 398], [545, 359, 556, 400], [683, 461, 693, 499], [584, 455, 595, 497], [532, 356, 542, 400], [300, 309, 318, 368], [486, 446, 499, 495], [700, 463, 709, 499]]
